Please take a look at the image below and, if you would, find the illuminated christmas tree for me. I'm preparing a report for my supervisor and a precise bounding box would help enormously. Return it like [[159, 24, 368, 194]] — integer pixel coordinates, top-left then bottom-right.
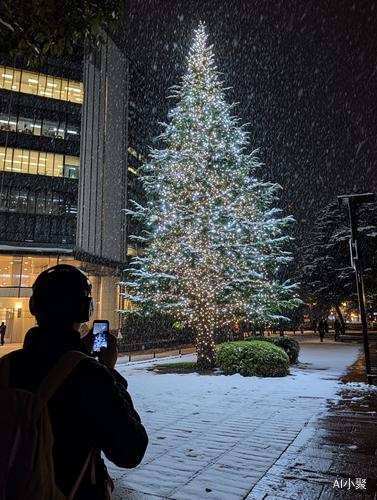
[[119, 23, 299, 370]]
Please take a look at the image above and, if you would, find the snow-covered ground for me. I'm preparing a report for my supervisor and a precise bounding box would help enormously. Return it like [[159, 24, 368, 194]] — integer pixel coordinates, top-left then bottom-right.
[[108, 342, 370, 500]]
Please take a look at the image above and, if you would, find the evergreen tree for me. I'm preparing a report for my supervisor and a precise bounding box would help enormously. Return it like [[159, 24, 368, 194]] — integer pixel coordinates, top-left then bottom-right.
[[118, 23, 299, 370], [298, 198, 377, 329]]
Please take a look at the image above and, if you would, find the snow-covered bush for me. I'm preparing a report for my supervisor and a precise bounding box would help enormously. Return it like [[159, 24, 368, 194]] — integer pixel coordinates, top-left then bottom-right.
[[215, 341, 290, 377], [245, 336, 300, 364]]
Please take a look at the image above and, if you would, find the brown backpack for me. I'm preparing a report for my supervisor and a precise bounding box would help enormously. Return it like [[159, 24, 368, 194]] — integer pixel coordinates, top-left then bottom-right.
[[0, 350, 94, 500]]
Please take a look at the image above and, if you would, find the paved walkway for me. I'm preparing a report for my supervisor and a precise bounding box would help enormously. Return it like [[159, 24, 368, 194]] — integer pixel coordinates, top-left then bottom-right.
[[3, 335, 376, 498], [108, 338, 377, 500]]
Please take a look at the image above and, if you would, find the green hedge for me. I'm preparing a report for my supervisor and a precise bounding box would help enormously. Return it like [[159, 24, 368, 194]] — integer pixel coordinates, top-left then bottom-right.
[[215, 341, 290, 377], [245, 336, 300, 364]]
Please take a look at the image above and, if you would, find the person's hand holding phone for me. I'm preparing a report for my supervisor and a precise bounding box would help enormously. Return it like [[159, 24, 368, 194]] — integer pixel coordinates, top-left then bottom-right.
[[98, 333, 118, 370], [84, 320, 117, 369]]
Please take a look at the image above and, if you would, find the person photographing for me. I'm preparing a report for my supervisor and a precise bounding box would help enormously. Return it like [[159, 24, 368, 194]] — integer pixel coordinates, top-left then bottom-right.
[[0, 264, 148, 499]]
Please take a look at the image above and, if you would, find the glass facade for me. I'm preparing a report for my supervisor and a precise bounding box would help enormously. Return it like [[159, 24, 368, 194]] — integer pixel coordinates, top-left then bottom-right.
[[0, 147, 79, 178], [0, 187, 77, 215], [0, 58, 81, 248], [0, 254, 121, 343], [0, 66, 83, 104], [0, 212, 76, 246], [0, 112, 80, 141]]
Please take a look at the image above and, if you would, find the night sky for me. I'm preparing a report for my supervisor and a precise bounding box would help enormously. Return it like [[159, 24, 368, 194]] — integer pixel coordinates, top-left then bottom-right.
[[116, 0, 377, 245]]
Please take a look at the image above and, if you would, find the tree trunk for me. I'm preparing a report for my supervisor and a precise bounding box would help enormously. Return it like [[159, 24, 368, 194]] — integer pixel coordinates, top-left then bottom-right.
[[195, 304, 216, 371], [195, 322, 216, 371], [333, 302, 346, 335]]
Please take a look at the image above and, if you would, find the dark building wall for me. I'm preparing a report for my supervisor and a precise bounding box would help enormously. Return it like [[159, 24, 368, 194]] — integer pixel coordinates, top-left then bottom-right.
[[125, 64, 158, 249], [77, 34, 128, 264], [0, 132, 80, 157], [0, 213, 76, 246]]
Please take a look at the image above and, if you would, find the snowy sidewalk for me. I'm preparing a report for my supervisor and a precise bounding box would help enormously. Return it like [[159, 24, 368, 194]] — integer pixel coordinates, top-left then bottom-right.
[[108, 342, 372, 500]]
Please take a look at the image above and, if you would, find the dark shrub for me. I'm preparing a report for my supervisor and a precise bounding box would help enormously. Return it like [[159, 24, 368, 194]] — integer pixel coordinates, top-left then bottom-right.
[[273, 337, 300, 364], [245, 336, 275, 345], [215, 341, 290, 377], [245, 336, 300, 364]]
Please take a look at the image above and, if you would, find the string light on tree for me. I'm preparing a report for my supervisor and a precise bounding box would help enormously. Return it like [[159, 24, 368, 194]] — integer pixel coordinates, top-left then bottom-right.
[[118, 23, 300, 370]]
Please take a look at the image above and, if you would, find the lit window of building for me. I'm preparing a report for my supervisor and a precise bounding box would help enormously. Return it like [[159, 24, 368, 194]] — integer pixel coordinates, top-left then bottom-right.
[[0, 66, 84, 104], [0, 112, 80, 141], [0, 147, 79, 178]]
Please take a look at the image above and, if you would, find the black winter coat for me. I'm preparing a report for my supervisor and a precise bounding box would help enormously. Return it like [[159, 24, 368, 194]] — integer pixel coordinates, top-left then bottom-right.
[[9, 327, 148, 499]]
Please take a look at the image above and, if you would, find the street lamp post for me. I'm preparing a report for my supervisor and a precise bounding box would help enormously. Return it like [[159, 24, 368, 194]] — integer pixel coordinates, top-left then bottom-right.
[[337, 193, 375, 385]]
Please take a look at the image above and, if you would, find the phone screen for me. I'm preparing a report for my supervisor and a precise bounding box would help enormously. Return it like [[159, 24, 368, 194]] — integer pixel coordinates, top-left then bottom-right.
[[92, 321, 109, 352]]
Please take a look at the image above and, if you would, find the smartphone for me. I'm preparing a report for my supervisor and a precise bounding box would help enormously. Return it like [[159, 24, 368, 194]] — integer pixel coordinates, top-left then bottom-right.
[[92, 320, 109, 352]]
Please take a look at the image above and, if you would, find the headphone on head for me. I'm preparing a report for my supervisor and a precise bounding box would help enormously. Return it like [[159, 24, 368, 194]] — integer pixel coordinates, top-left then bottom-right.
[[29, 264, 94, 323]]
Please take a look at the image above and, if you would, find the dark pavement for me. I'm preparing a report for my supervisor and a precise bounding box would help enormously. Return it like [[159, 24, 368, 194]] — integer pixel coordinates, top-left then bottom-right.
[[247, 342, 377, 500]]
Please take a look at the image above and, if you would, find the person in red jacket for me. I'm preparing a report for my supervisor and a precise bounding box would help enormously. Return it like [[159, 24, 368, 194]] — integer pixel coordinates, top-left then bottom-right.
[[9, 264, 148, 499]]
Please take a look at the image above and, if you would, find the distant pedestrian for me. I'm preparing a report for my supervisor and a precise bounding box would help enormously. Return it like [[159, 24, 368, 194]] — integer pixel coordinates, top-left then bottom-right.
[[279, 322, 284, 337], [312, 320, 317, 334], [0, 321, 5, 345], [324, 320, 329, 334], [318, 319, 325, 342], [334, 319, 341, 341], [300, 323, 304, 335]]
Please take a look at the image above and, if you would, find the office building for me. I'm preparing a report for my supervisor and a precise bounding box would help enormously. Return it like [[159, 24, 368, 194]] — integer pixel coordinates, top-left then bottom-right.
[[0, 39, 154, 342]]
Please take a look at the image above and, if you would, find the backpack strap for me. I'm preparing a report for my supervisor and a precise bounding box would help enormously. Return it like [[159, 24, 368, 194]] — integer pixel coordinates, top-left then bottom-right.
[[36, 350, 88, 402], [36, 350, 98, 499], [67, 445, 96, 500]]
